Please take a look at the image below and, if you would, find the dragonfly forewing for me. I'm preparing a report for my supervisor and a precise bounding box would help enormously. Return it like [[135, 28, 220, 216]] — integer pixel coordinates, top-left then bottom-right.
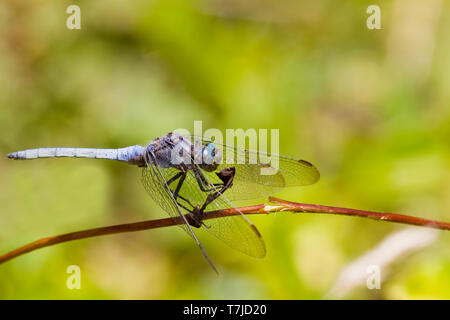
[[184, 135, 320, 200]]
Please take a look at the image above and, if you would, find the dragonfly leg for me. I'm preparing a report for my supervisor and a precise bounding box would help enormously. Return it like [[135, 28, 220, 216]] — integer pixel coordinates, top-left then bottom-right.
[[170, 169, 196, 210], [165, 171, 183, 186], [169, 165, 236, 229], [199, 167, 235, 213], [191, 166, 231, 194], [188, 167, 236, 226], [169, 169, 205, 228], [175, 194, 195, 210]]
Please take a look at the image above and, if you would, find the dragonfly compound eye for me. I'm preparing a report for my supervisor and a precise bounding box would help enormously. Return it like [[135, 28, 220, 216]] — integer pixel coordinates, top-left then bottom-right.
[[200, 143, 222, 171]]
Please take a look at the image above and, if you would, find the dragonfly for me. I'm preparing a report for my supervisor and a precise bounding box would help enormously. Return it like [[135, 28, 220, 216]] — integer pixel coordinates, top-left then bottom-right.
[[7, 132, 320, 272]]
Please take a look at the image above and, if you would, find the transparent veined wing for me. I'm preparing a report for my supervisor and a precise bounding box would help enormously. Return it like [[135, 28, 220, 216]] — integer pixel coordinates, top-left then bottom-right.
[[142, 156, 227, 272], [149, 165, 266, 258], [184, 135, 320, 201], [141, 159, 191, 236]]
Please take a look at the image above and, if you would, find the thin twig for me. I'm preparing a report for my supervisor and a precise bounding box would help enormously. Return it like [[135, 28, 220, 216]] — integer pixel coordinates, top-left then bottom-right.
[[0, 205, 266, 264], [1, 199, 449, 265], [268, 197, 450, 230]]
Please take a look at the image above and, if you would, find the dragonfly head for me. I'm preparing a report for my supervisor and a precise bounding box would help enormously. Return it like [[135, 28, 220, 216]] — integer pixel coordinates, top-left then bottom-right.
[[199, 143, 222, 172]]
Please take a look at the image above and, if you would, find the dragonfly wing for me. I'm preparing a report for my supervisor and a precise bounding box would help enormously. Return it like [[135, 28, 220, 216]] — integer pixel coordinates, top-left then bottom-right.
[[142, 161, 223, 273], [141, 162, 191, 236], [176, 168, 266, 258], [215, 163, 285, 201], [216, 143, 320, 187], [274, 157, 320, 186], [186, 135, 320, 200], [202, 197, 266, 258]]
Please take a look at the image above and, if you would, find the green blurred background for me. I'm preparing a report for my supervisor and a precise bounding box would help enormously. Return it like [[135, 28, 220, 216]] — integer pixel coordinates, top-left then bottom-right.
[[1, 0, 449, 299]]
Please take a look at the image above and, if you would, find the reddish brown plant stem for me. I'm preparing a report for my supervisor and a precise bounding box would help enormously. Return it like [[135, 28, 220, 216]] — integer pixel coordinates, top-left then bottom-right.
[[269, 197, 450, 230], [0, 199, 449, 265], [0, 205, 266, 264]]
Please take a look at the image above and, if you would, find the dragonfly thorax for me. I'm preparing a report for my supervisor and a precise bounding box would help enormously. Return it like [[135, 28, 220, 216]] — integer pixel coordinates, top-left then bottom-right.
[[147, 133, 222, 170]]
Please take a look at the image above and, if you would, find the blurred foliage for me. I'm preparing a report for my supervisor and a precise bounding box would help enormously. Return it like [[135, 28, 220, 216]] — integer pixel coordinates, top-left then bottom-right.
[[0, 0, 449, 299]]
